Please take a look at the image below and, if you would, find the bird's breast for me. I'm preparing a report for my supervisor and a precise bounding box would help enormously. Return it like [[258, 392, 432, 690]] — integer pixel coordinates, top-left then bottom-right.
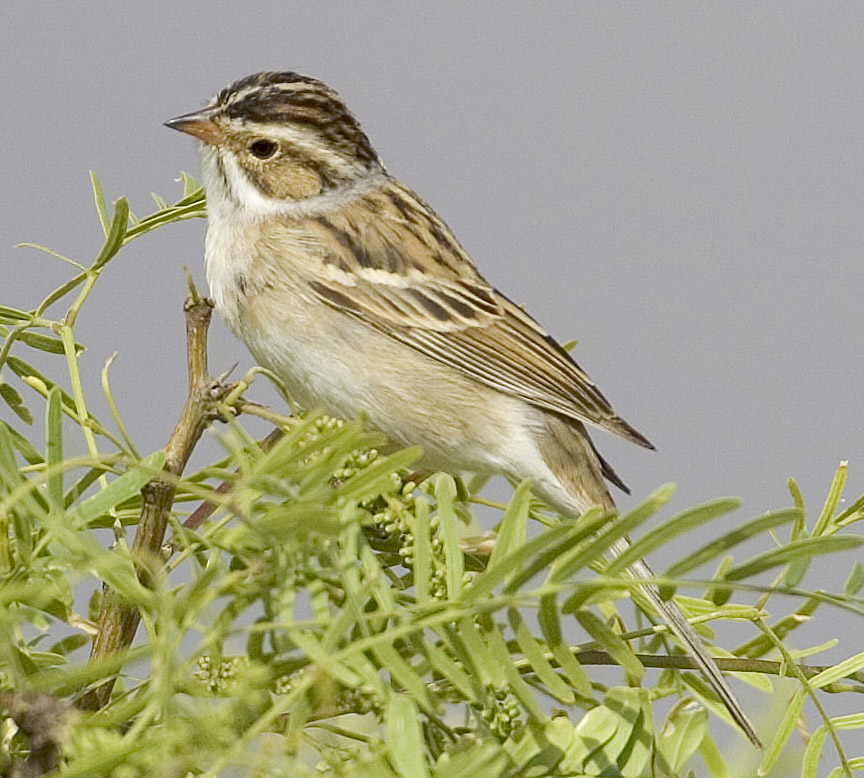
[[201, 211, 537, 479]]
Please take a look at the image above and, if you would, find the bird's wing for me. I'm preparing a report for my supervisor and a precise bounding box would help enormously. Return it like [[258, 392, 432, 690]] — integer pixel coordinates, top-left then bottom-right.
[[294, 184, 653, 448]]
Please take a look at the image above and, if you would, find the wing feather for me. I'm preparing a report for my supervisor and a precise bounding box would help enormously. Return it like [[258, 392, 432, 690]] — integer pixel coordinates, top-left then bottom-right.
[[296, 183, 654, 449]]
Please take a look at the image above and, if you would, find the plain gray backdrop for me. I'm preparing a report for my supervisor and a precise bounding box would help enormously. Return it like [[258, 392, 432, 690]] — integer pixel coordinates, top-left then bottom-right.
[[2, 1, 863, 758]]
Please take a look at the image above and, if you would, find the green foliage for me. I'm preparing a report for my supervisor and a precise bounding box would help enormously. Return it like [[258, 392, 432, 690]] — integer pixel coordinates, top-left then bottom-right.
[[1, 175, 864, 776]]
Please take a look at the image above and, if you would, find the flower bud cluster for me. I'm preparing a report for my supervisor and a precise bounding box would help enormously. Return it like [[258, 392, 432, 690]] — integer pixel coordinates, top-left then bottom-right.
[[475, 683, 522, 739], [195, 654, 245, 693]]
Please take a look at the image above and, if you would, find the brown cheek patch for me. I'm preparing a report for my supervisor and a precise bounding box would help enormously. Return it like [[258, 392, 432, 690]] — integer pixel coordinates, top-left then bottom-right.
[[269, 161, 323, 200], [249, 161, 323, 200]]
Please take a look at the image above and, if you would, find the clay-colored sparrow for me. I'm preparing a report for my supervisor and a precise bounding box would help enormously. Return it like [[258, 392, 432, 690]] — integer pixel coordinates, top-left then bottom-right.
[[166, 71, 759, 745]]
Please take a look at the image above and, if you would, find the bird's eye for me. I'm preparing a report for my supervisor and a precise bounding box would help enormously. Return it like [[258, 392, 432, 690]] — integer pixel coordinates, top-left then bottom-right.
[[248, 139, 278, 160]]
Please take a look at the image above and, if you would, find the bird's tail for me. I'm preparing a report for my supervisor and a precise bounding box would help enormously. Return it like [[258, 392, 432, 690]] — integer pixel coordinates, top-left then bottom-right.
[[536, 414, 761, 747], [610, 540, 761, 747]]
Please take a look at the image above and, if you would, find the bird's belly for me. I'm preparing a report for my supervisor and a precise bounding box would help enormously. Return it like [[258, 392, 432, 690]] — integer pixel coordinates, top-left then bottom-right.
[[227, 289, 527, 474]]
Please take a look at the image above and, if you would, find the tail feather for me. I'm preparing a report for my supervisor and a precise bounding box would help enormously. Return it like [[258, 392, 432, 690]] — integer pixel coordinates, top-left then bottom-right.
[[537, 414, 761, 747], [611, 541, 762, 747]]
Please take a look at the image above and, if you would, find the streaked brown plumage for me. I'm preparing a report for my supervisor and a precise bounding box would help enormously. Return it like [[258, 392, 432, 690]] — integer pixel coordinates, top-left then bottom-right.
[[166, 71, 760, 745]]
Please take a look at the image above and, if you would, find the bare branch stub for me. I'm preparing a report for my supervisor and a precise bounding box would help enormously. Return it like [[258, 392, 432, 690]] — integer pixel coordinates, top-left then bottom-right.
[[83, 295, 227, 710], [1, 693, 72, 777]]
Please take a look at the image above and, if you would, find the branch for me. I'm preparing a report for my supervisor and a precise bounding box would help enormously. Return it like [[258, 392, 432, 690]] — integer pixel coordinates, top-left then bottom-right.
[[171, 425, 284, 541], [538, 650, 864, 691], [82, 293, 229, 710]]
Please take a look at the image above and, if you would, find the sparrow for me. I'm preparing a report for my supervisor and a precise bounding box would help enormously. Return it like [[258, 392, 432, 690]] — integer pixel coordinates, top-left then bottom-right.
[[165, 71, 759, 745]]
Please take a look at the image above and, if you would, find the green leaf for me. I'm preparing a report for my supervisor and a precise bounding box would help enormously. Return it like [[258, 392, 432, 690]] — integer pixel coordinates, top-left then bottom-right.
[[503, 508, 607, 594], [180, 171, 202, 198], [845, 562, 864, 596], [788, 477, 805, 511], [757, 689, 804, 776], [18, 331, 82, 355], [606, 497, 741, 575], [467, 522, 571, 600], [801, 725, 828, 778], [666, 508, 801, 578], [680, 673, 752, 734], [788, 477, 806, 540], [430, 625, 488, 694], [0, 422, 49, 562], [412, 496, 432, 601], [478, 612, 544, 720], [434, 742, 511, 778], [538, 594, 592, 697], [387, 694, 430, 778], [503, 720, 566, 773], [787, 463, 850, 587], [435, 474, 463, 600], [834, 491, 864, 527], [90, 171, 111, 235], [0, 381, 34, 425], [14, 243, 84, 271], [45, 387, 63, 514], [336, 446, 419, 502], [88, 588, 103, 622], [73, 452, 165, 525], [49, 634, 90, 657], [703, 554, 735, 604], [735, 597, 819, 659], [253, 502, 341, 540], [6, 356, 80, 417], [723, 535, 863, 582], [813, 461, 847, 536], [572, 608, 644, 682], [0, 305, 31, 322], [487, 479, 532, 570], [551, 483, 675, 582], [372, 641, 432, 712], [34, 271, 88, 316], [604, 687, 652, 775], [92, 196, 129, 270], [422, 640, 479, 702], [562, 705, 618, 771], [0, 424, 24, 484], [64, 464, 111, 507], [507, 608, 575, 704], [658, 703, 708, 773], [831, 712, 864, 730], [451, 619, 499, 687], [809, 649, 864, 689], [566, 688, 652, 775], [0, 420, 42, 464], [698, 731, 731, 778]]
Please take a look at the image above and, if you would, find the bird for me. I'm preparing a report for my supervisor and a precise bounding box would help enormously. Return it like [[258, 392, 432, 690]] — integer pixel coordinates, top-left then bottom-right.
[[165, 70, 760, 745]]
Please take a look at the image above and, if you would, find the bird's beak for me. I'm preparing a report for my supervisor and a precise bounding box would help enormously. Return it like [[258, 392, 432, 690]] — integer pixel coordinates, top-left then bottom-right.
[[164, 107, 223, 144]]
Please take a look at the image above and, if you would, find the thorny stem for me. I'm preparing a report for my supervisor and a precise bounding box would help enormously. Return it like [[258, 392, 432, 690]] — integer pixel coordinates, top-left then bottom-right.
[[171, 425, 284, 542], [82, 294, 228, 710]]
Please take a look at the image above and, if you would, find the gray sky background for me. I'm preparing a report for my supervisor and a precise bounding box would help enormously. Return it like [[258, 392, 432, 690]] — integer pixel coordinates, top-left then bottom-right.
[[2, 2, 864, 756]]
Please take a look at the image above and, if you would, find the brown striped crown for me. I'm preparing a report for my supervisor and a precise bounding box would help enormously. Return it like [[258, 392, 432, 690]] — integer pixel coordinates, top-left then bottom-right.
[[217, 72, 379, 165]]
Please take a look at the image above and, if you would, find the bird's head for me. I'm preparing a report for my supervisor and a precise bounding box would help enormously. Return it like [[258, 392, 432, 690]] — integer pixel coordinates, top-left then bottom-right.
[[166, 71, 383, 215]]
